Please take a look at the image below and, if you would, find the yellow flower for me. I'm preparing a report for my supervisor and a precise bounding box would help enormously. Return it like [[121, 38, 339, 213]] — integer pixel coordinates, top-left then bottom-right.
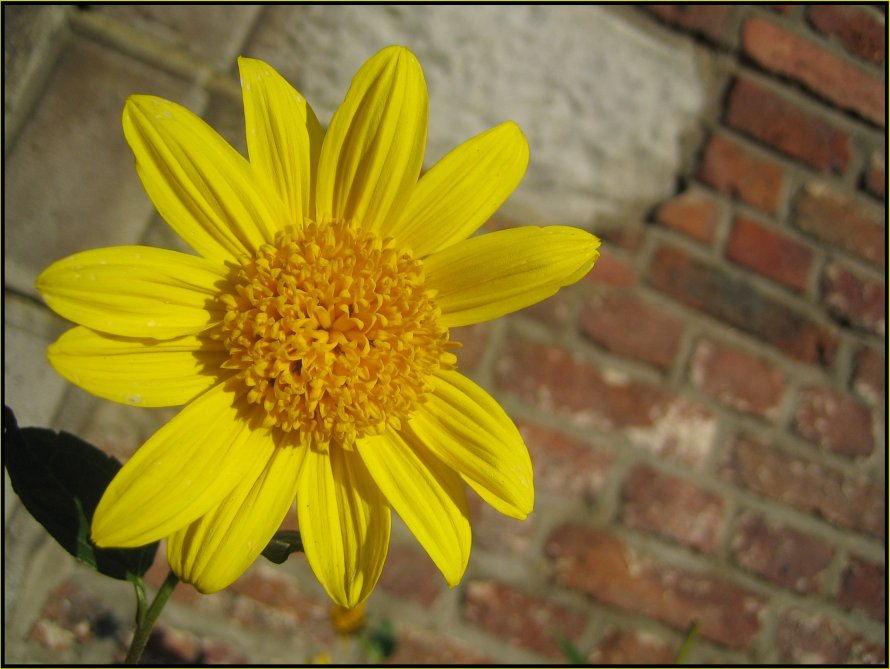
[[36, 46, 600, 607]]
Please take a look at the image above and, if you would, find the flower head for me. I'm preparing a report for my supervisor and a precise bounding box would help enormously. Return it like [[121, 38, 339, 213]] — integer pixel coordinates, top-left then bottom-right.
[[36, 46, 600, 607]]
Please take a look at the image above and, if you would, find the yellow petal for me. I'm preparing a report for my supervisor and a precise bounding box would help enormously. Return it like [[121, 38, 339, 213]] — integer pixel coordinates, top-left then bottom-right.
[[124, 95, 288, 261], [407, 370, 533, 519], [298, 446, 391, 608], [424, 226, 600, 328], [315, 46, 428, 234], [239, 57, 323, 226], [48, 326, 226, 407], [167, 431, 305, 593], [387, 122, 529, 256], [91, 382, 274, 547], [357, 429, 470, 587], [36, 246, 228, 338]]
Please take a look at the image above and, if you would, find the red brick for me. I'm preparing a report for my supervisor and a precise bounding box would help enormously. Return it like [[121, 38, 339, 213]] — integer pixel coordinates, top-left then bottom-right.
[[494, 339, 716, 468], [726, 216, 814, 292], [226, 564, 337, 645], [794, 385, 874, 458], [794, 181, 885, 268], [644, 5, 734, 45], [588, 629, 675, 664], [689, 338, 788, 419], [777, 608, 886, 664], [807, 5, 886, 65], [621, 465, 725, 554], [584, 250, 639, 287], [822, 261, 886, 336], [463, 580, 586, 659], [725, 77, 851, 173], [579, 292, 685, 370], [546, 526, 765, 649], [518, 420, 612, 500], [721, 435, 884, 537], [385, 627, 493, 665], [521, 289, 573, 329], [451, 321, 494, 373], [468, 489, 536, 554], [730, 512, 834, 594], [852, 344, 885, 407], [864, 149, 885, 199], [742, 17, 885, 126], [698, 134, 784, 213], [653, 190, 720, 245], [378, 544, 442, 607], [648, 245, 838, 366], [837, 555, 886, 622]]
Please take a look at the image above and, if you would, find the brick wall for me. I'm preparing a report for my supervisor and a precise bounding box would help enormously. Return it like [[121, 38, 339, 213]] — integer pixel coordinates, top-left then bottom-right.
[[4, 4, 885, 664]]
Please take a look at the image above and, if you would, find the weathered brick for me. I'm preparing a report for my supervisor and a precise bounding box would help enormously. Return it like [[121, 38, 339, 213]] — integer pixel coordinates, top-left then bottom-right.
[[689, 338, 788, 419], [494, 339, 716, 468], [384, 627, 493, 665], [584, 250, 639, 287], [5, 37, 198, 297], [731, 512, 834, 594], [698, 134, 784, 213], [518, 420, 612, 500], [721, 435, 884, 538], [653, 190, 719, 245], [621, 465, 725, 554], [852, 344, 885, 407], [546, 526, 765, 649], [726, 215, 814, 292], [579, 292, 685, 370], [822, 261, 886, 336], [837, 555, 886, 622], [807, 5, 886, 65], [725, 77, 851, 173], [463, 580, 586, 659], [96, 5, 260, 68], [648, 245, 838, 367], [742, 17, 885, 126], [378, 544, 442, 608], [794, 385, 874, 458], [644, 5, 734, 45], [588, 629, 675, 665], [777, 608, 886, 664], [864, 149, 885, 199], [794, 182, 885, 268]]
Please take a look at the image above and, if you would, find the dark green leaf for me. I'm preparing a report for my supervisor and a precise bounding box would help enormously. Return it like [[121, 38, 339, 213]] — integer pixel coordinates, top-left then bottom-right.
[[3, 405, 158, 581], [261, 529, 303, 564], [363, 618, 397, 662]]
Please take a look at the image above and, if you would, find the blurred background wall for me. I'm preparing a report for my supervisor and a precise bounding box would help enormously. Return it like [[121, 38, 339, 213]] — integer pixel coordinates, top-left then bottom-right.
[[4, 4, 885, 663]]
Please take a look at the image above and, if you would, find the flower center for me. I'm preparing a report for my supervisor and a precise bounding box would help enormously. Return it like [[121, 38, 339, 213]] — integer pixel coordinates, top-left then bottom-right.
[[220, 220, 454, 446]]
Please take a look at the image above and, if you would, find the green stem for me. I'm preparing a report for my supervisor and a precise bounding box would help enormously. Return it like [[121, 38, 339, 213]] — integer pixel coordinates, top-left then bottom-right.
[[133, 578, 148, 627], [125, 570, 179, 664]]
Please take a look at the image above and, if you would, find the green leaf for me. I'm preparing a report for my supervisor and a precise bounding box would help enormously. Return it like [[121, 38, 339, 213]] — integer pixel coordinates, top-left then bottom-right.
[[554, 632, 587, 665], [674, 620, 701, 664], [3, 405, 158, 581], [261, 529, 304, 564]]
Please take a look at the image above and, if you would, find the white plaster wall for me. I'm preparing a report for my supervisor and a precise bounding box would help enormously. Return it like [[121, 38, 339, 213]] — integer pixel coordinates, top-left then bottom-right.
[[248, 5, 708, 229]]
